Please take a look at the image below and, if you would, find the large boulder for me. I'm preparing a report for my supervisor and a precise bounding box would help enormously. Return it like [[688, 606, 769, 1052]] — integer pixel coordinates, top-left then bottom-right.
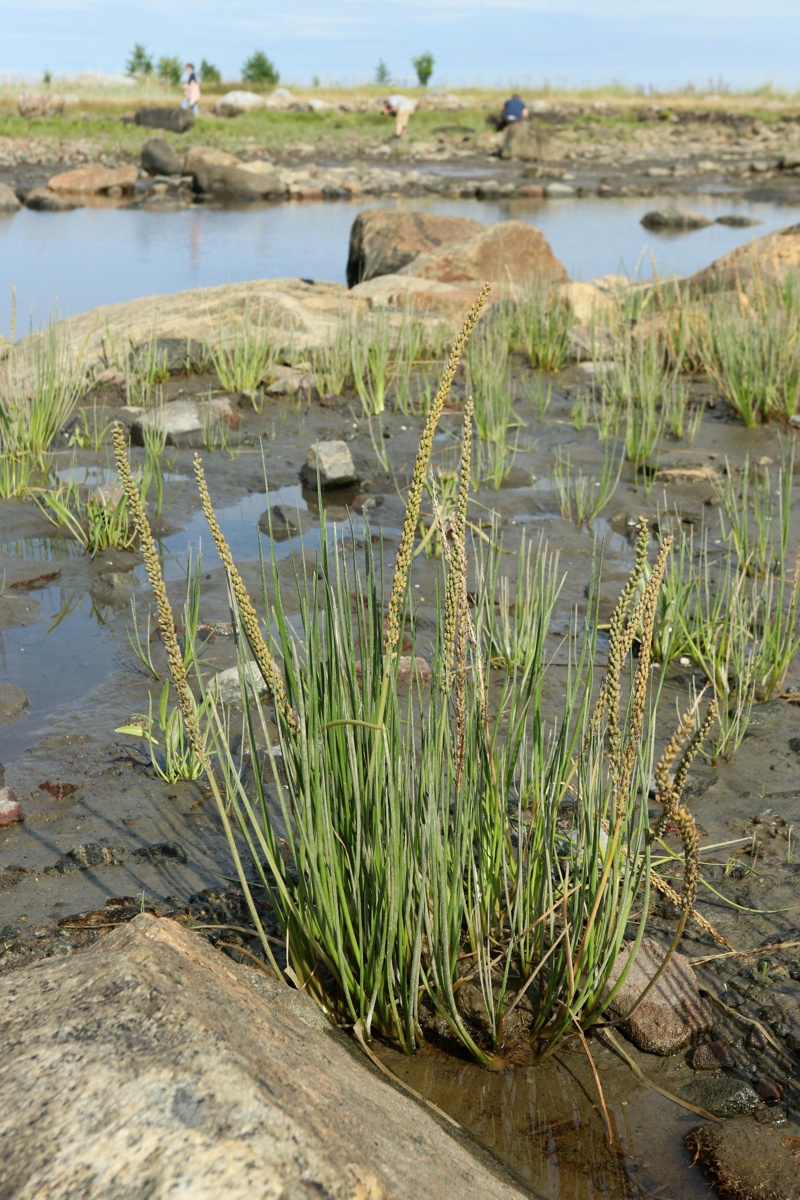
[[188, 147, 286, 199], [141, 137, 183, 176], [690, 221, 800, 291], [347, 209, 486, 286], [0, 183, 21, 213], [0, 914, 526, 1200], [499, 122, 560, 162], [214, 90, 266, 117], [18, 91, 64, 117], [397, 219, 567, 291], [46, 164, 138, 195], [134, 107, 194, 133]]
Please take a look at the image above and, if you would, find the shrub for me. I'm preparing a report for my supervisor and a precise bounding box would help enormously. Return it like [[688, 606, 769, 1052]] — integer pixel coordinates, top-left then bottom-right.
[[242, 50, 279, 87], [199, 59, 221, 85], [156, 55, 182, 87], [126, 44, 153, 78], [412, 52, 434, 87]]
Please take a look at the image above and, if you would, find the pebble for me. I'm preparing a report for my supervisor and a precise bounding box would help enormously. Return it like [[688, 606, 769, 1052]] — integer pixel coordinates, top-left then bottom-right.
[[690, 1039, 736, 1071]]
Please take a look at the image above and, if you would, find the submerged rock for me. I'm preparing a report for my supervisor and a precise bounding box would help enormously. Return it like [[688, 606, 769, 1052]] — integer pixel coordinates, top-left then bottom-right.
[[687, 1118, 800, 1199], [0, 684, 28, 722], [605, 935, 713, 1055], [640, 206, 713, 230], [0, 914, 528, 1199], [682, 1075, 760, 1117]]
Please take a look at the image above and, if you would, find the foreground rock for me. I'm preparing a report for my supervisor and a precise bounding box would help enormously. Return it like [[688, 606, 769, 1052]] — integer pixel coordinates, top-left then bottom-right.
[[47, 164, 138, 195], [141, 137, 183, 176], [690, 221, 800, 290], [397, 219, 567, 291], [687, 1119, 800, 1200], [605, 936, 713, 1054], [347, 209, 485, 286], [0, 915, 526, 1200]]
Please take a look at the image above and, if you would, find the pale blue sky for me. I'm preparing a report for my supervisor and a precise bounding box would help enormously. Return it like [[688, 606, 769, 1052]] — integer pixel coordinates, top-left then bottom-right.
[[1, 0, 797, 90]]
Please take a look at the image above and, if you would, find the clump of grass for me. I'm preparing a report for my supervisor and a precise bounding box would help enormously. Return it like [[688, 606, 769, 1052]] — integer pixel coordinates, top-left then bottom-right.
[[38, 477, 136, 555], [122, 292, 715, 1069], [512, 280, 573, 371], [553, 440, 623, 527], [207, 304, 279, 400]]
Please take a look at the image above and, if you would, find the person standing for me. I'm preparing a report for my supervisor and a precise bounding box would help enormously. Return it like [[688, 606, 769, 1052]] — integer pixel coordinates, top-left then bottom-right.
[[383, 94, 415, 138], [182, 63, 201, 115]]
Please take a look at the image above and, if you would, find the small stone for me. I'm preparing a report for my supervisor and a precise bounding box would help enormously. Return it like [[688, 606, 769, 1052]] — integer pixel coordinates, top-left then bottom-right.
[[0, 683, 29, 722], [131, 842, 187, 864], [605, 936, 713, 1055], [747, 1024, 769, 1051], [396, 656, 433, 687], [209, 661, 269, 706], [690, 1039, 736, 1071], [54, 844, 119, 874], [0, 788, 24, 828], [301, 441, 358, 489], [681, 1075, 760, 1117], [754, 1076, 783, 1102]]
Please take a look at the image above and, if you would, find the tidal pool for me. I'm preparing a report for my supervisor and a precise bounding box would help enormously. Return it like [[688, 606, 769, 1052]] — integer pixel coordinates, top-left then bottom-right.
[[1, 191, 798, 336]]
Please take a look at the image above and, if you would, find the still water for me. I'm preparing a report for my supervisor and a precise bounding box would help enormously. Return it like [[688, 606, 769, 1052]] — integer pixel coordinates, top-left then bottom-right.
[[1, 191, 798, 336]]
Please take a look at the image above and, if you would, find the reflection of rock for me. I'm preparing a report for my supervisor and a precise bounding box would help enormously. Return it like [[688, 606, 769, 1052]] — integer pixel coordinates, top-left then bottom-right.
[[47, 165, 138, 195], [134, 107, 194, 133], [141, 138, 183, 176], [258, 505, 308, 541], [214, 90, 266, 117], [0, 183, 21, 213], [687, 1119, 800, 1200], [24, 188, 79, 212], [605, 935, 713, 1055], [0, 684, 29, 723], [715, 213, 761, 227], [88, 572, 134, 609], [640, 206, 712, 231], [0, 915, 529, 1200], [301, 441, 358, 489]]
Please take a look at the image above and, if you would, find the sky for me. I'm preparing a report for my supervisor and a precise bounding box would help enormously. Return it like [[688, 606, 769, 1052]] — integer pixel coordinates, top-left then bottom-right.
[[1, 0, 797, 91]]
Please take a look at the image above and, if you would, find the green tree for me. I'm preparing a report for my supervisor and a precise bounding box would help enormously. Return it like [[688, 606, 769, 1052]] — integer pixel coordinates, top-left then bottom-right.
[[156, 55, 182, 86], [126, 44, 153, 78], [199, 59, 221, 85], [412, 52, 434, 87], [374, 60, 391, 86], [241, 50, 279, 87]]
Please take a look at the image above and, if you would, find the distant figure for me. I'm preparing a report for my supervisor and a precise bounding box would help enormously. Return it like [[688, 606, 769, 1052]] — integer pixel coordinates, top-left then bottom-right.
[[488, 94, 529, 131], [383, 94, 416, 138], [182, 63, 201, 115]]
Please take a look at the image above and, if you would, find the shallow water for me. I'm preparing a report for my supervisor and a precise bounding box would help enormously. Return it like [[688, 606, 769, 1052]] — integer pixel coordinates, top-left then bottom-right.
[[2, 191, 798, 335]]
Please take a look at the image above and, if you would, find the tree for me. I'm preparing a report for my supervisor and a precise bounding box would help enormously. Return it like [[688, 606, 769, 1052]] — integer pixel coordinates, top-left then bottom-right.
[[412, 53, 434, 87], [126, 44, 153, 78], [374, 60, 391, 86], [199, 59, 221, 85], [241, 51, 279, 87], [156, 55, 182, 87]]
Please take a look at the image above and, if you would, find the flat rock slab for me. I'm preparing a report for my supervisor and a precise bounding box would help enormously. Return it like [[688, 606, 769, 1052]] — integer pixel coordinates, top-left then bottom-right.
[[687, 1118, 800, 1200], [606, 935, 713, 1055], [0, 914, 528, 1200]]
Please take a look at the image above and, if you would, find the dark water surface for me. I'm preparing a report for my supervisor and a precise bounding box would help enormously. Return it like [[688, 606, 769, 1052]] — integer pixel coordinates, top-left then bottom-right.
[[1, 192, 798, 336]]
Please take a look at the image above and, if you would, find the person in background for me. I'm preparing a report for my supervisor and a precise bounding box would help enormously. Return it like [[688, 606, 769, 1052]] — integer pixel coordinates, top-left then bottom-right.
[[182, 63, 201, 115], [383, 94, 416, 138], [488, 94, 529, 131]]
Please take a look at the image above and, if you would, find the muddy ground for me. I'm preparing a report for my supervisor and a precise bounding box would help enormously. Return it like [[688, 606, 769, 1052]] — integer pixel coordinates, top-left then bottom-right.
[[1, 337, 799, 1196]]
